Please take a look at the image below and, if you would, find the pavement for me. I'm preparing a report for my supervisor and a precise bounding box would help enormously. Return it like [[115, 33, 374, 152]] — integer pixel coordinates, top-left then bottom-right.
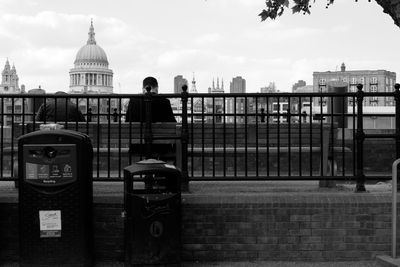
[[0, 260, 384, 266]]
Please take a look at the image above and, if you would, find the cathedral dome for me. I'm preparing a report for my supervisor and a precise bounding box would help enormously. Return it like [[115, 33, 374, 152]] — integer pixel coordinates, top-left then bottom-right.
[[74, 44, 108, 65], [69, 20, 113, 94], [73, 20, 109, 66]]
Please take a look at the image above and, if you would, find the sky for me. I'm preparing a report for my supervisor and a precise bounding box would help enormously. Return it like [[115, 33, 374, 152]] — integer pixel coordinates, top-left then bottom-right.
[[0, 0, 399, 94]]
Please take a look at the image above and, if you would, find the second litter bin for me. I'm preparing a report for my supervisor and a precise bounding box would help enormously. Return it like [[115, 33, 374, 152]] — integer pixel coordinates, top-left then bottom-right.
[[124, 159, 181, 266]]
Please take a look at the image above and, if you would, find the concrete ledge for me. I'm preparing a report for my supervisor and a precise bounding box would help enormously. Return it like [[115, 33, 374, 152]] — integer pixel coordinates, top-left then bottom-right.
[[376, 255, 400, 267]]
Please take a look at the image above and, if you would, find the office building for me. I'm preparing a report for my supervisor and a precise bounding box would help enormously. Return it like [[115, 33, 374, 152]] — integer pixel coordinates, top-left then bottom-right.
[[174, 75, 188, 94], [313, 63, 396, 106]]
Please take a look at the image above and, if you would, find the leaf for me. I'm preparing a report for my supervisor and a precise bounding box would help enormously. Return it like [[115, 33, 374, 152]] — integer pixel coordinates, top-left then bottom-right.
[[278, 6, 285, 16], [283, 0, 289, 7], [292, 5, 302, 14], [258, 10, 269, 21]]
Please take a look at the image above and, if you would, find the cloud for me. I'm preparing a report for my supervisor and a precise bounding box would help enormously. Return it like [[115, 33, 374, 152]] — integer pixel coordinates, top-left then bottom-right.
[[193, 33, 222, 45], [157, 49, 215, 70], [0, 11, 136, 49], [243, 25, 323, 44]]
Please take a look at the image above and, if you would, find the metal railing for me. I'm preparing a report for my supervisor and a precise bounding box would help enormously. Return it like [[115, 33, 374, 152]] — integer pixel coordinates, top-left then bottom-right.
[[1, 83, 399, 191]]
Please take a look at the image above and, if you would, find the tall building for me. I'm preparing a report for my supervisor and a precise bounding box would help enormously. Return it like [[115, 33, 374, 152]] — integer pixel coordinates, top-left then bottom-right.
[[0, 59, 24, 124], [227, 76, 247, 123], [260, 82, 277, 93], [0, 59, 20, 93], [229, 76, 246, 93], [69, 20, 113, 94], [189, 74, 204, 123], [190, 73, 198, 93], [292, 80, 306, 92], [174, 75, 187, 94], [207, 77, 224, 123], [208, 77, 224, 94], [313, 63, 396, 106]]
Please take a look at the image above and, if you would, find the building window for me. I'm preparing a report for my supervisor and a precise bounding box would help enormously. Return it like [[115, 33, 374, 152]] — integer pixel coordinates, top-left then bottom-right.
[[359, 77, 364, 84], [351, 77, 357, 84], [319, 78, 326, 85], [4, 86, 8, 91], [342, 77, 347, 83], [370, 85, 378, 92], [370, 96, 378, 105], [350, 85, 357, 92], [371, 77, 378, 84]]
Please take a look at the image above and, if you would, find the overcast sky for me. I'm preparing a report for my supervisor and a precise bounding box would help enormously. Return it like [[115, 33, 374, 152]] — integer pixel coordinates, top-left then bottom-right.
[[0, 0, 399, 93]]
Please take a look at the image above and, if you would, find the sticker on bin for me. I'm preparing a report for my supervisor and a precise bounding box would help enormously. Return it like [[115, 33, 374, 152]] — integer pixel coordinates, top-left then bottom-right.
[[39, 210, 61, 238]]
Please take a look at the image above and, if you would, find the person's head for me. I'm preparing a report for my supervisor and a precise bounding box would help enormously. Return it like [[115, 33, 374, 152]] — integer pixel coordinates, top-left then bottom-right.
[[142, 76, 158, 94], [53, 91, 69, 102]]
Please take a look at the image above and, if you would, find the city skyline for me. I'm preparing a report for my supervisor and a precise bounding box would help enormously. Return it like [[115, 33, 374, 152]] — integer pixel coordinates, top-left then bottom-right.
[[0, 0, 399, 93]]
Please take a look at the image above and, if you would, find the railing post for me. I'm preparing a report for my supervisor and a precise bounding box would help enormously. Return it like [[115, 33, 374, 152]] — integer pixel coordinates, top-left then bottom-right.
[[395, 83, 400, 190], [87, 108, 92, 122], [355, 84, 366, 192], [144, 86, 152, 159], [391, 158, 400, 258], [181, 85, 189, 192]]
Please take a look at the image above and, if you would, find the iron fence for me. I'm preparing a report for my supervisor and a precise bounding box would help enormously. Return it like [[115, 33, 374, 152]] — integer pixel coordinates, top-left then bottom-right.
[[1, 84, 399, 191]]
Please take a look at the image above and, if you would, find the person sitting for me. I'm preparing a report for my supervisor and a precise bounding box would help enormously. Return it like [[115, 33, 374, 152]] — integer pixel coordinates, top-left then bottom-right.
[[125, 76, 176, 160], [36, 91, 85, 122], [125, 76, 176, 123]]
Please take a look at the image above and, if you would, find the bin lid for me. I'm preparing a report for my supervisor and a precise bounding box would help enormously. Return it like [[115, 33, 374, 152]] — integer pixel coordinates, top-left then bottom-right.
[[137, 159, 166, 165], [124, 158, 181, 176]]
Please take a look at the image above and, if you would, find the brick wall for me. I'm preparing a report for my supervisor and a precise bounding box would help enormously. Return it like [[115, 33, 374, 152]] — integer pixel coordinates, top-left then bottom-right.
[[182, 194, 394, 261], [0, 192, 396, 263]]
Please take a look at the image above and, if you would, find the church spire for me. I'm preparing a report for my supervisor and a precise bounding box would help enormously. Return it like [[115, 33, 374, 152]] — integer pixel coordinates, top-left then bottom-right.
[[190, 72, 198, 93], [5, 58, 10, 70], [87, 19, 96, 45]]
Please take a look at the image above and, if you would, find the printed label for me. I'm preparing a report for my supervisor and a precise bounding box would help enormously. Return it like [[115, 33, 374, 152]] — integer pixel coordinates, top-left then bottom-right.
[[39, 210, 61, 238]]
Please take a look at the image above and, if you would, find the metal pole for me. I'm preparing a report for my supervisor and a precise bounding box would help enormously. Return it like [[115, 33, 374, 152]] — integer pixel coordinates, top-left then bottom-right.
[[181, 84, 189, 192], [144, 86, 152, 159], [392, 158, 400, 258], [393, 84, 400, 258], [356, 84, 366, 192], [395, 84, 400, 190]]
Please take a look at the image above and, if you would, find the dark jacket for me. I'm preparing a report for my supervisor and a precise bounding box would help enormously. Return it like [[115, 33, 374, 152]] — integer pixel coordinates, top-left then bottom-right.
[[125, 95, 176, 123], [36, 99, 85, 122], [125, 95, 176, 159]]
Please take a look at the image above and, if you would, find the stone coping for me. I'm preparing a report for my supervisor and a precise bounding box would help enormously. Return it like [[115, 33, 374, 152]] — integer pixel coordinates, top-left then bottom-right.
[[0, 181, 394, 204]]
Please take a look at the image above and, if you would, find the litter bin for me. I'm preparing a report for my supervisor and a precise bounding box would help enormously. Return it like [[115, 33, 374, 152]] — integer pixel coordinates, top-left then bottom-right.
[[18, 129, 93, 267], [124, 159, 181, 266]]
